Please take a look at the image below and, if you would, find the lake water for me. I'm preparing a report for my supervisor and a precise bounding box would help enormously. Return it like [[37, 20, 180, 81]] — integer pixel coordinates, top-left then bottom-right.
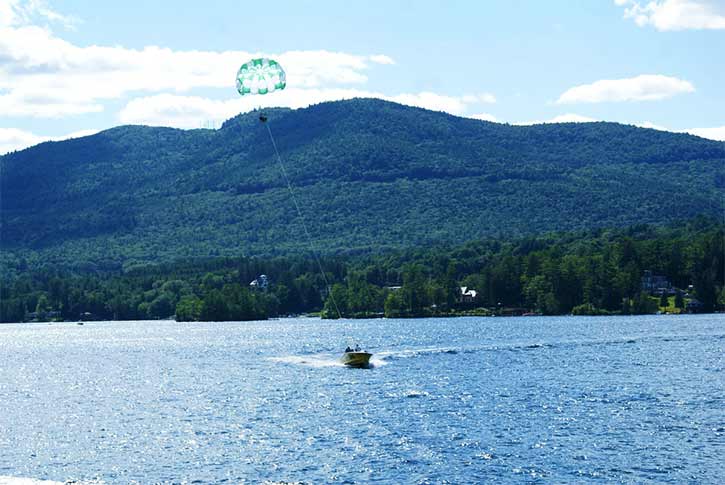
[[0, 314, 723, 484]]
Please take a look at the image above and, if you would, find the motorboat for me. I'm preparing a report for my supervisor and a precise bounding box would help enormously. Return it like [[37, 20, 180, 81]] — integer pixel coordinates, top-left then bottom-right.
[[341, 351, 372, 367], [341, 346, 372, 368]]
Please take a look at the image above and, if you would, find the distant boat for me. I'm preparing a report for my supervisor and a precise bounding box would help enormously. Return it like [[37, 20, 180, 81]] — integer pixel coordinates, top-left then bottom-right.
[[341, 346, 372, 368], [77, 321, 84, 325]]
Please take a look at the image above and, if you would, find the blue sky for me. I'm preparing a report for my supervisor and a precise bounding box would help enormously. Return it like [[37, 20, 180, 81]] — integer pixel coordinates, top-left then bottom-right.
[[1, 0, 724, 153]]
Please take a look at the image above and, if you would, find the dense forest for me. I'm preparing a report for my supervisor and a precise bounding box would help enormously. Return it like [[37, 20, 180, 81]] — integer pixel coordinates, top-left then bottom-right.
[[2, 99, 724, 269], [1, 219, 722, 323]]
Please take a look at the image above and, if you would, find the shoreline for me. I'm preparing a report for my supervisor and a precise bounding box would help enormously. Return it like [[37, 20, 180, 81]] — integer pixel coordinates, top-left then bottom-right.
[[3, 311, 719, 325]]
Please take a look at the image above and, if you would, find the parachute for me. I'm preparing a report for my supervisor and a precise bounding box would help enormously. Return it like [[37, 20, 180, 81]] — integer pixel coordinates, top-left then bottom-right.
[[235, 58, 286, 96]]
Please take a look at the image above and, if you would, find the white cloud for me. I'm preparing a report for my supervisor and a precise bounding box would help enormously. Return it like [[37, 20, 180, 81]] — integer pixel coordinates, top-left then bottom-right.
[[61, 128, 99, 139], [616, 0, 725, 30], [629, 120, 725, 140], [118, 90, 490, 128], [0, 0, 78, 29], [369, 54, 395, 65], [1, 1, 499, 133], [512, 115, 725, 143], [119, 94, 238, 128], [0, 0, 19, 26], [388, 91, 473, 114], [511, 114, 725, 143], [466, 113, 499, 122], [548, 113, 599, 123], [556, 74, 695, 104], [684, 125, 725, 140], [0, 127, 45, 154], [0, 9, 398, 118], [514, 113, 599, 125], [634, 120, 669, 130], [0, 127, 99, 154]]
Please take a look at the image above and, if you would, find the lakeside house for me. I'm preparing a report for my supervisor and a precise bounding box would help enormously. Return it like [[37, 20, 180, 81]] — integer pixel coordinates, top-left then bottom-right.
[[249, 274, 269, 290], [459, 286, 478, 304], [641, 270, 674, 295]]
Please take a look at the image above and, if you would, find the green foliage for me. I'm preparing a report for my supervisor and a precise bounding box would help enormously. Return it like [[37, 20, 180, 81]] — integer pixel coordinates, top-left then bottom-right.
[[321, 276, 387, 318], [571, 303, 610, 316], [200, 290, 228, 321], [35, 294, 50, 314], [689, 231, 724, 312], [320, 219, 723, 318], [175, 296, 202, 321], [522, 275, 559, 315], [629, 293, 660, 315], [1, 99, 723, 269], [383, 291, 406, 318], [1, 220, 722, 322]]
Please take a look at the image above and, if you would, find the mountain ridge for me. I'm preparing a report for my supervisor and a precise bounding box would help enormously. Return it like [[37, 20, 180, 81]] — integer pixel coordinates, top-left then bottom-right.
[[2, 98, 723, 269]]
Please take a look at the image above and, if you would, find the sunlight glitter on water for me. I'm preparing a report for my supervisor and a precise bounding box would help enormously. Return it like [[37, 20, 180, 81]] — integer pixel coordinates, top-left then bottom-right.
[[1, 315, 723, 483]]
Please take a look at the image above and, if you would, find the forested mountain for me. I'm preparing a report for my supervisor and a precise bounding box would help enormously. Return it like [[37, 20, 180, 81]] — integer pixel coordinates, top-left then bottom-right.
[[2, 98, 724, 269]]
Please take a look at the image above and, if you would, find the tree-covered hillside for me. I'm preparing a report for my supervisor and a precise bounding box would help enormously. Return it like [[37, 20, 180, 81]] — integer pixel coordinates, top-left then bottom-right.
[[1, 219, 722, 322], [1, 98, 723, 269]]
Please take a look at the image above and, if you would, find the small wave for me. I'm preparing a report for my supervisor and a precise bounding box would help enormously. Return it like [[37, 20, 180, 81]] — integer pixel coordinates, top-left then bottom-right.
[[372, 338, 651, 361], [269, 355, 344, 368], [506, 338, 637, 352], [523, 343, 551, 350], [404, 390, 430, 398], [376, 347, 463, 361], [0, 479, 60, 485], [0, 478, 99, 485], [386, 389, 431, 399], [262, 482, 306, 485]]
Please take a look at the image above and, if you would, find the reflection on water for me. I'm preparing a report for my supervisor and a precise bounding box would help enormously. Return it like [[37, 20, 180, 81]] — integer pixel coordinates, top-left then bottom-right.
[[0, 314, 723, 483]]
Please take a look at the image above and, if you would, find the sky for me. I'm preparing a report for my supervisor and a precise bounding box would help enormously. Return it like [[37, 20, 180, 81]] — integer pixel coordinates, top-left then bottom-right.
[[1, 0, 724, 154]]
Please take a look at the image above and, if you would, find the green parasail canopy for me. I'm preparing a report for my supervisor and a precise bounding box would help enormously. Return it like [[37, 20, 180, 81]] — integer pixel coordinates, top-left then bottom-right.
[[236, 58, 286, 96]]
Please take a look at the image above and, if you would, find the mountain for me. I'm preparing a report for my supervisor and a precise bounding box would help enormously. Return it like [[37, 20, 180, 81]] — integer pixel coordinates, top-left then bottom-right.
[[2, 98, 724, 269]]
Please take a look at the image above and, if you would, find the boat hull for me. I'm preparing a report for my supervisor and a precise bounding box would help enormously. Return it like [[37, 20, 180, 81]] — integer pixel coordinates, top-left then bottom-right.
[[341, 351, 372, 368]]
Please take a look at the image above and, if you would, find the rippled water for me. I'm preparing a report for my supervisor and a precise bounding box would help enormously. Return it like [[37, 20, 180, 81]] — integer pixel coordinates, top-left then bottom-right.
[[1, 314, 724, 483]]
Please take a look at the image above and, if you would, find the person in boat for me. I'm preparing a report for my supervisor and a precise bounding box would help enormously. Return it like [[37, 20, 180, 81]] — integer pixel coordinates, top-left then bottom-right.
[[355, 345, 361, 351], [345, 346, 352, 353]]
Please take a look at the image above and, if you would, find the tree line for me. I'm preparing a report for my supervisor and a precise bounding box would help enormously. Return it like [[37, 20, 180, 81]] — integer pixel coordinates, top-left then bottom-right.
[[1, 218, 722, 322]]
